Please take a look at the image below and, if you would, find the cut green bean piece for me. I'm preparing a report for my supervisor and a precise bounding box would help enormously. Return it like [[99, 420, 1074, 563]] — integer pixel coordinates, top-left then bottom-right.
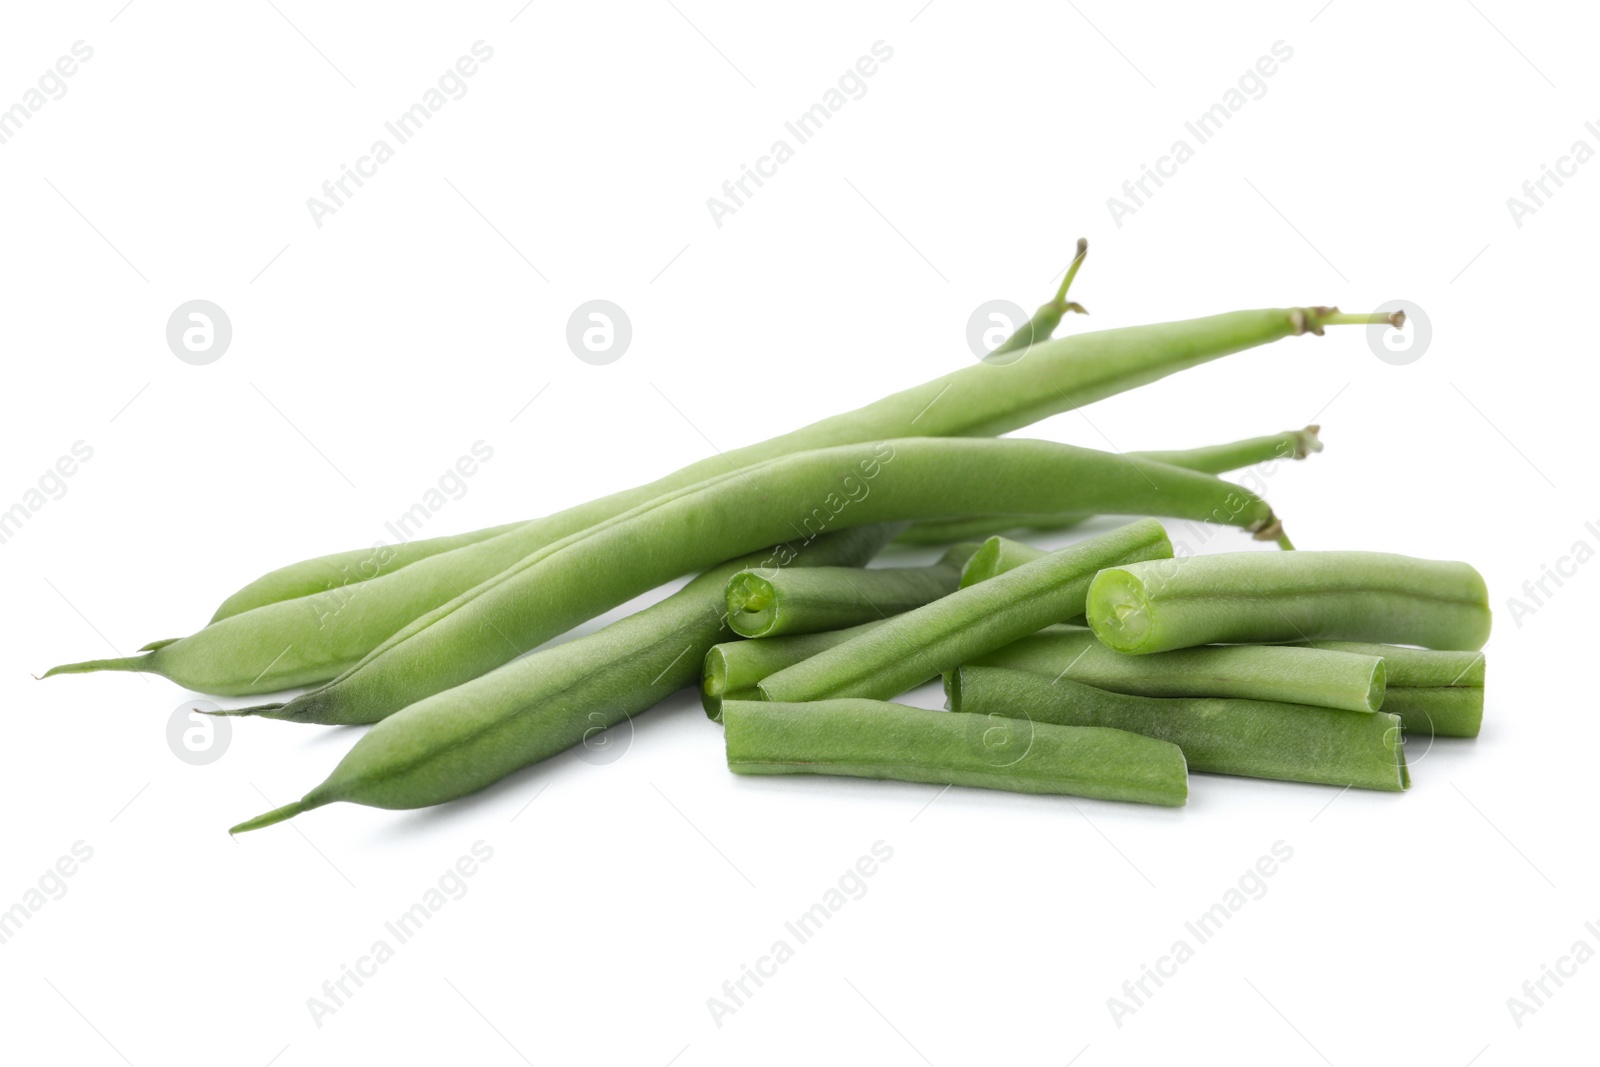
[[1087, 552, 1491, 654], [1378, 688, 1483, 739], [948, 666, 1408, 792], [961, 536, 1048, 587], [225, 526, 897, 829], [1287, 641, 1486, 689], [703, 620, 887, 720], [721, 698, 1188, 807], [972, 627, 1387, 713], [899, 425, 1321, 546], [725, 543, 979, 639], [758, 520, 1173, 703]]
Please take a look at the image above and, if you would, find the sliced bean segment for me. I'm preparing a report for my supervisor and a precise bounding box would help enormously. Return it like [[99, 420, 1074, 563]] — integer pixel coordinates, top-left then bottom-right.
[[721, 698, 1188, 807], [902, 425, 1321, 546], [702, 620, 887, 720], [226, 526, 897, 830], [1289, 640, 1486, 737], [1378, 688, 1483, 739], [758, 520, 1174, 704], [948, 666, 1408, 792], [725, 543, 978, 638], [960, 537, 1047, 588], [1087, 552, 1491, 655], [972, 627, 1387, 713]]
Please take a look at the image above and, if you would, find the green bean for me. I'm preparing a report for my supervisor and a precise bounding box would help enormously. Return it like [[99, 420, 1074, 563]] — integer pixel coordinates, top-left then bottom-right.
[[229, 443, 1265, 725], [900, 425, 1322, 546], [972, 626, 1387, 713], [1087, 551, 1491, 655], [47, 305, 1382, 696], [948, 666, 1408, 792], [1288, 641, 1485, 737], [960, 536, 1048, 587], [208, 522, 525, 622], [226, 526, 899, 831], [757, 520, 1174, 704], [724, 542, 979, 639], [702, 620, 888, 720], [721, 698, 1188, 807]]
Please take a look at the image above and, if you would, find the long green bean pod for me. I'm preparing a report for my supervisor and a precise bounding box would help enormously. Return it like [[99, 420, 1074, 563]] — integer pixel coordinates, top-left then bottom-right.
[[228, 444, 1258, 725], [227, 526, 898, 830], [948, 666, 1409, 792], [702, 620, 888, 720], [45, 306, 1382, 696], [724, 543, 979, 639], [972, 626, 1386, 713], [721, 698, 1189, 807], [900, 425, 1321, 546], [757, 520, 1173, 704], [1088, 551, 1491, 654], [1288, 641, 1486, 737]]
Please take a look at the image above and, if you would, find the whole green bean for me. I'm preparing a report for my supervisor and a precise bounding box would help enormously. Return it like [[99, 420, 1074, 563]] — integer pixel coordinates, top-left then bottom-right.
[[724, 543, 979, 638], [721, 698, 1188, 807], [209, 521, 525, 622], [901, 425, 1321, 546], [1087, 551, 1491, 654], [971, 627, 1387, 713], [758, 520, 1174, 704], [227, 525, 898, 831], [47, 306, 1381, 696], [948, 666, 1409, 792], [702, 620, 888, 720], [231, 443, 1260, 725]]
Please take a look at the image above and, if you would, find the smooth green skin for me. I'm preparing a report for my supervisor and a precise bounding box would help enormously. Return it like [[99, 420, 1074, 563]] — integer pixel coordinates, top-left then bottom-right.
[[227, 527, 898, 829], [49, 307, 1343, 695], [1378, 688, 1483, 739], [972, 626, 1387, 713], [758, 520, 1174, 704], [247, 444, 1267, 725], [901, 426, 1321, 546], [721, 699, 1188, 808], [208, 522, 526, 623], [724, 542, 979, 639], [948, 666, 1408, 792], [1087, 552, 1492, 655], [1287, 641, 1486, 688], [702, 620, 888, 720]]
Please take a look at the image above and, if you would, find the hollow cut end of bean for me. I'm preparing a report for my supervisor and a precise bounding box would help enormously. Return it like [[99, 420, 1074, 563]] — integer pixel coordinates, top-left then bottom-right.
[[229, 800, 310, 835], [702, 648, 730, 721], [38, 655, 156, 680], [1085, 569, 1154, 654], [725, 572, 780, 638], [958, 538, 1006, 589]]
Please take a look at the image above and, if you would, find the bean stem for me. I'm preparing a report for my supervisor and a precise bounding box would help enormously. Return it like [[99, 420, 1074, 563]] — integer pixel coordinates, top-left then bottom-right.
[[758, 520, 1173, 703], [721, 698, 1188, 807], [948, 666, 1408, 792], [971, 626, 1387, 713], [1087, 551, 1491, 654], [988, 238, 1090, 357]]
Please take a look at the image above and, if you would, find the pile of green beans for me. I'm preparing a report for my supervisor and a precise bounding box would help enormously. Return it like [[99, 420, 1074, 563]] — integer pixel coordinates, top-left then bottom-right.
[[38, 247, 1462, 828]]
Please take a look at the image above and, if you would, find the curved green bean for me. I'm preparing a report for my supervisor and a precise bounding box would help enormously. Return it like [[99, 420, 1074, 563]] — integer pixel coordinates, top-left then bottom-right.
[[901, 425, 1322, 546], [227, 526, 897, 831], [230, 443, 1263, 725], [724, 543, 979, 639], [1087, 551, 1491, 654], [721, 698, 1188, 807], [972, 627, 1387, 713], [757, 520, 1173, 704], [48, 306, 1378, 696], [702, 620, 888, 720], [948, 666, 1408, 792]]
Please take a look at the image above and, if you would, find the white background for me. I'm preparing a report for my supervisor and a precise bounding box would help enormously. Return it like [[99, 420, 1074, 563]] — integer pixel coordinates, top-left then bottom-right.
[[1, 1, 1593, 1064]]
